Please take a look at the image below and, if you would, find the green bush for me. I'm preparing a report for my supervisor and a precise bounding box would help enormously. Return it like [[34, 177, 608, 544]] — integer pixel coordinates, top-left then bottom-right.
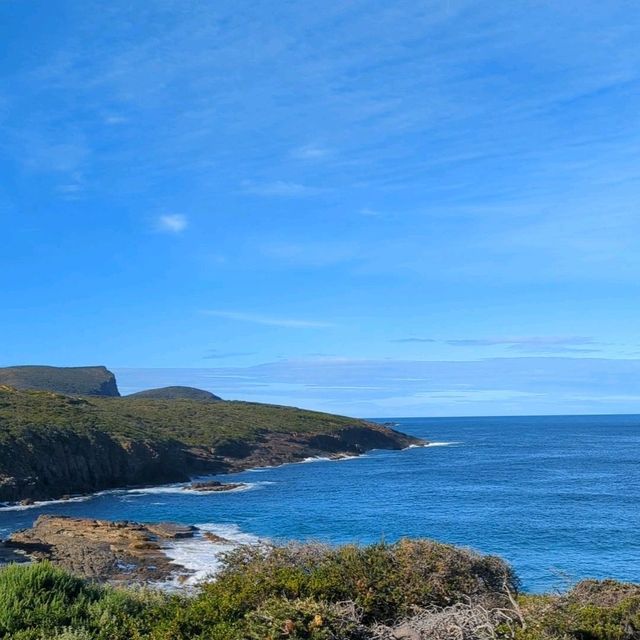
[[1, 546, 638, 640], [188, 539, 517, 632], [517, 580, 640, 640], [0, 562, 175, 640]]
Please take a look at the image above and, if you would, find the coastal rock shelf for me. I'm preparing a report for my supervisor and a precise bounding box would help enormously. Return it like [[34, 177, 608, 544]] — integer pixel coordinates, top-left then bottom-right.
[[3, 515, 215, 584]]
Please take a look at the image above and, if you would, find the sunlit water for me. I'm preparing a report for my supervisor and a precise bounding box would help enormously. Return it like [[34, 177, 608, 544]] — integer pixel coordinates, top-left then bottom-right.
[[2, 415, 639, 592]]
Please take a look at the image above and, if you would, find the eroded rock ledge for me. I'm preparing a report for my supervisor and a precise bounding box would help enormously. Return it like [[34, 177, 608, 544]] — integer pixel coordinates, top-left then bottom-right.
[[3, 515, 208, 585]]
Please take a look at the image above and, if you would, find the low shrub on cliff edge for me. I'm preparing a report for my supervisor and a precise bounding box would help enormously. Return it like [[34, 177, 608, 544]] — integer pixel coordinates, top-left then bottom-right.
[[197, 539, 517, 622], [515, 579, 640, 640], [163, 539, 518, 639], [0, 545, 638, 640], [0, 562, 172, 640]]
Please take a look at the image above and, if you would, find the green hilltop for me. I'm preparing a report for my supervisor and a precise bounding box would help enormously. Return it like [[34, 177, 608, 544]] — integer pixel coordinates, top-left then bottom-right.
[[127, 386, 222, 401], [0, 382, 419, 502], [0, 365, 120, 397]]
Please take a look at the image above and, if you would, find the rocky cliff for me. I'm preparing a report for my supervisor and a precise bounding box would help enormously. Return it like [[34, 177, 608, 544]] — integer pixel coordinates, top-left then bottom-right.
[[0, 366, 120, 396], [0, 386, 422, 502]]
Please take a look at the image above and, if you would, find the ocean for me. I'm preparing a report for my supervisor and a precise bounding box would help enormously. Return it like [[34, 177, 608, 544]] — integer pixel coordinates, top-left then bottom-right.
[[2, 414, 639, 592]]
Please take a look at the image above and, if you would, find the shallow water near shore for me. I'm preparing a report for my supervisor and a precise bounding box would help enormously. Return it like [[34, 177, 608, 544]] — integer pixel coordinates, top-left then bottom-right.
[[1, 414, 639, 592]]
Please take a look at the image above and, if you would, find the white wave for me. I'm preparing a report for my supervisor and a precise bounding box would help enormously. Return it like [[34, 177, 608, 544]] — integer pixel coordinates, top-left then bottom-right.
[[300, 456, 333, 463], [246, 451, 367, 471], [424, 441, 461, 447], [0, 494, 92, 512], [161, 522, 261, 587], [124, 481, 271, 497], [301, 453, 364, 464]]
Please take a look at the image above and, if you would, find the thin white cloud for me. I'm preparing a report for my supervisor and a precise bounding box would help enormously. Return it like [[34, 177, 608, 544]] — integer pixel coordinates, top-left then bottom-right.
[[359, 207, 383, 217], [203, 349, 256, 360], [157, 214, 188, 233], [104, 114, 129, 125], [242, 180, 324, 197], [115, 356, 640, 417], [446, 336, 600, 353], [202, 309, 333, 328]]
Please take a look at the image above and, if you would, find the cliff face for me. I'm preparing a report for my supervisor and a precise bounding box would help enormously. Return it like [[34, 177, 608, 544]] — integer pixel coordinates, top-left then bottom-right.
[[0, 423, 420, 503], [0, 384, 424, 503], [0, 431, 193, 502], [0, 366, 120, 397]]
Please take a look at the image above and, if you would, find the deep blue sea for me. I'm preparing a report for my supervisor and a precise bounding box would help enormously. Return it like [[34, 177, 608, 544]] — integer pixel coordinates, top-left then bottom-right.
[[2, 415, 639, 592]]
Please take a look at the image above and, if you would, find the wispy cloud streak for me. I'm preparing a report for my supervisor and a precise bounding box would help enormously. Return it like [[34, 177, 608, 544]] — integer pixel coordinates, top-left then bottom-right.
[[446, 336, 601, 353], [202, 310, 333, 328]]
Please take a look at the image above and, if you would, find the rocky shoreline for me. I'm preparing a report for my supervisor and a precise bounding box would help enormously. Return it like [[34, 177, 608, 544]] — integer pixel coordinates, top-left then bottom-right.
[[3, 515, 230, 585], [1, 433, 426, 508], [0, 444, 431, 585]]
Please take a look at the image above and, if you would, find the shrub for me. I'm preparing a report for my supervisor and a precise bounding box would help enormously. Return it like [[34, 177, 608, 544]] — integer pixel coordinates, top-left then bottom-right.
[[3, 546, 639, 640], [193, 539, 517, 627], [0, 562, 173, 640], [516, 580, 640, 640]]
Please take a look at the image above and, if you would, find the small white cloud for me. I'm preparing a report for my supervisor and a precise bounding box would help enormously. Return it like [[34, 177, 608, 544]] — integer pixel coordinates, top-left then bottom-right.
[[291, 144, 330, 160], [157, 214, 188, 233], [104, 114, 129, 125]]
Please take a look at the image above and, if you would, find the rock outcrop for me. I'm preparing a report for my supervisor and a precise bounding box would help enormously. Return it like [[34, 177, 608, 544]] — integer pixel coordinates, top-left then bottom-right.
[[187, 480, 247, 492], [5, 515, 196, 584]]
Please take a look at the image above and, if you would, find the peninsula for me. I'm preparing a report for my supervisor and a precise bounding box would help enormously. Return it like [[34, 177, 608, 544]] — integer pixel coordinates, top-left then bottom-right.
[[0, 366, 422, 503]]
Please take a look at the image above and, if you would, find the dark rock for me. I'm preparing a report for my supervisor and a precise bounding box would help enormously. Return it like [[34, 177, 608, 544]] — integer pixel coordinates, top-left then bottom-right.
[[187, 481, 247, 492], [203, 532, 232, 544]]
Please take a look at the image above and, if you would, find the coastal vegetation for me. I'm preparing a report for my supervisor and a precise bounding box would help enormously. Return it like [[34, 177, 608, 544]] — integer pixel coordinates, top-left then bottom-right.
[[0, 366, 119, 397], [0, 541, 637, 640], [0, 385, 420, 502], [126, 386, 222, 401]]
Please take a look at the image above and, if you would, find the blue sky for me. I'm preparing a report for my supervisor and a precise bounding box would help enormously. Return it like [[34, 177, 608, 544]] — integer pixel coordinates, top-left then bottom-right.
[[2, 1, 640, 416]]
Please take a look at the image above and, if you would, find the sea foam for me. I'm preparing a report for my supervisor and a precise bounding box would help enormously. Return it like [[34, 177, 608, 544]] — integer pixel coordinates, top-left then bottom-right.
[[0, 495, 92, 512], [161, 522, 261, 587]]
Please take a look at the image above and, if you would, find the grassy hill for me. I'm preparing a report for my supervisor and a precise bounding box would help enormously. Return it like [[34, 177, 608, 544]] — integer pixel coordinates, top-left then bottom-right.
[[127, 386, 222, 401], [0, 366, 119, 396], [0, 386, 420, 502]]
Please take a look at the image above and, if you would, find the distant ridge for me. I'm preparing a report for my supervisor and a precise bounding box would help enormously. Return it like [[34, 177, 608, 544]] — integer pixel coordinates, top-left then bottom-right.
[[127, 386, 222, 401], [0, 365, 120, 397]]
